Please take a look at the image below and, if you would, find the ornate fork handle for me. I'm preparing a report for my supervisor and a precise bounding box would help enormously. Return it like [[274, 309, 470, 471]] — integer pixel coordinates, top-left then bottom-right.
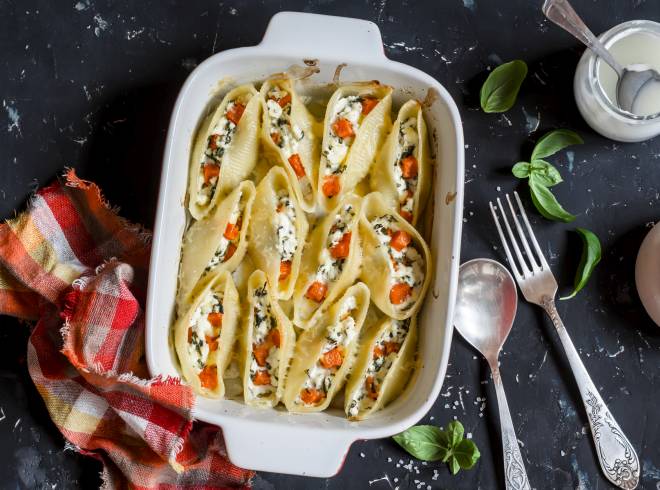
[[491, 367, 531, 490], [542, 298, 640, 490]]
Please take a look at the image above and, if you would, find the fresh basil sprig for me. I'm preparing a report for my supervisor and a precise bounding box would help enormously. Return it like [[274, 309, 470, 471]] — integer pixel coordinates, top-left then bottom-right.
[[560, 228, 601, 300], [392, 421, 480, 475], [480, 60, 528, 113], [513, 129, 583, 222]]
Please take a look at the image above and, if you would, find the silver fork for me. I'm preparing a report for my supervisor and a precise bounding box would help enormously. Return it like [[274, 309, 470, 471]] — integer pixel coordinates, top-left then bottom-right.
[[489, 192, 640, 490]]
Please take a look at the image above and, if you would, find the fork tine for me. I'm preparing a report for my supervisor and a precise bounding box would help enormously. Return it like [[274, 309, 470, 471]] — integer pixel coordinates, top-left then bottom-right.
[[505, 194, 540, 272], [513, 191, 550, 270], [495, 197, 532, 278], [489, 201, 522, 280]]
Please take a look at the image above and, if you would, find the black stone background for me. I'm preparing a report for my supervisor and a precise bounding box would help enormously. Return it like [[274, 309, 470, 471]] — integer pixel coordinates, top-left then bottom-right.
[[1, 0, 659, 489]]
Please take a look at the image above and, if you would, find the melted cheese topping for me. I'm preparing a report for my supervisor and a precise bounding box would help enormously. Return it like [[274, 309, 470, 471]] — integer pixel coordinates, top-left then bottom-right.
[[347, 319, 410, 417], [323, 95, 363, 174], [187, 292, 224, 372], [275, 191, 297, 262], [248, 283, 279, 398], [197, 100, 241, 206], [297, 296, 358, 404], [312, 204, 355, 285], [206, 191, 243, 270], [371, 215, 425, 309], [392, 117, 420, 216]]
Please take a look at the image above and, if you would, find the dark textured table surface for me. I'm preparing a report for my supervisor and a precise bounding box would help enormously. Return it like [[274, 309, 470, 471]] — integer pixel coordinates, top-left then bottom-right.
[[1, 0, 659, 489]]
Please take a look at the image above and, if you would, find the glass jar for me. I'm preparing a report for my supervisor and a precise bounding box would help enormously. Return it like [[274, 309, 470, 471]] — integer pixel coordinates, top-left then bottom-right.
[[574, 20, 660, 142]]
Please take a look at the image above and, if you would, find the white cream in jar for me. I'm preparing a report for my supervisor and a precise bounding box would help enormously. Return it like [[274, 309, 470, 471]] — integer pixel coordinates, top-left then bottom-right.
[[574, 20, 660, 142]]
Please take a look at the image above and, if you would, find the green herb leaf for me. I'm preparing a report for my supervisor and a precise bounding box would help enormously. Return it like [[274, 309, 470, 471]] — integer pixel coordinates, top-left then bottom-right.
[[530, 129, 584, 161], [560, 228, 601, 300], [529, 176, 576, 222], [393, 421, 480, 476], [392, 425, 446, 461], [480, 60, 528, 113], [528, 160, 563, 187], [512, 162, 531, 178], [448, 457, 461, 475], [446, 420, 464, 448], [453, 439, 481, 470]]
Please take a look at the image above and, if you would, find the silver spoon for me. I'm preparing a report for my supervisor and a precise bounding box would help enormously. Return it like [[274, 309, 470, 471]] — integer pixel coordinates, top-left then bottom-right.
[[454, 258, 531, 490], [543, 0, 660, 114]]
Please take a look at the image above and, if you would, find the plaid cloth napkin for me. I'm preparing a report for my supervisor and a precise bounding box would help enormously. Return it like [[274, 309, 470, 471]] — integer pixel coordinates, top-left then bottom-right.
[[0, 169, 254, 489]]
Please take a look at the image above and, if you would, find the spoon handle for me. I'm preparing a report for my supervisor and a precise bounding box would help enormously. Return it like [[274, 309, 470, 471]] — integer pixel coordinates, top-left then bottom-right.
[[542, 0, 624, 76], [543, 299, 640, 489], [491, 366, 531, 490]]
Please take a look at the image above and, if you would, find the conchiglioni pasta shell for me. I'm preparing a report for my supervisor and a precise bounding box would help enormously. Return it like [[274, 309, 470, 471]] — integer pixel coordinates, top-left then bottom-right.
[[358, 192, 431, 320], [174, 270, 239, 398], [188, 84, 261, 220], [283, 282, 370, 413], [178, 180, 256, 312], [248, 167, 309, 300], [344, 316, 418, 420], [292, 193, 363, 329], [260, 77, 320, 213], [370, 99, 431, 226], [318, 82, 392, 211], [240, 270, 296, 408]]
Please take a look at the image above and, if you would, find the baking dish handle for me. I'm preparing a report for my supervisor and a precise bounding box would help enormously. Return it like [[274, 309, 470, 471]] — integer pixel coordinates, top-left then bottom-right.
[[259, 11, 386, 61], [223, 423, 354, 477]]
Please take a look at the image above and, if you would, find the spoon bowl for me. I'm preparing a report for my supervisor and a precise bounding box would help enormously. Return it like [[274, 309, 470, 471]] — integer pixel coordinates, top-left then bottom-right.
[[454, 258, 518, 364]]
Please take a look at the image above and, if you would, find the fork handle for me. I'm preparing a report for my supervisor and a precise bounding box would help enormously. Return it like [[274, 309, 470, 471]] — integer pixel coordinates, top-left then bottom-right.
[[542, 298, 640, 489], [491, 366, 531, 490]]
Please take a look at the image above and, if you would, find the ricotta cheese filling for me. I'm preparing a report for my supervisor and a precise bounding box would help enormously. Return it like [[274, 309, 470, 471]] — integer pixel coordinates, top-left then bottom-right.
[[323, 95, 363, 174], [248, 283, 280, 398], [346, 319, 410, 417], [371, 214, 425, 309], [187, 291, 224, 374], [309, 204, 355, 290], [206, 191, 244, 271], [297, 296, 358, 405], [392, 116, 420, 221], [275, 191, 297, 263], [197, 99, 244, 206], [266, 87, 312, 196]]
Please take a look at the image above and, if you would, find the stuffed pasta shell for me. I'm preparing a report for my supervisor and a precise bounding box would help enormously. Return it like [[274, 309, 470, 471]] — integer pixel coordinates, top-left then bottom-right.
[[260, 77, 319, 212], [284, 283, 370, 412], [241, 270, 295, 408], [174, 271, 239, 398], [188, 84, 260, 220], [344, 316, 417, 420], [178, 180, 256, 310], [248, 167, 308, 300], [359, 192, 431, 319], [292, 194, 362, 328], [318, 82, 392, 211], [370, 100, 431, 225]]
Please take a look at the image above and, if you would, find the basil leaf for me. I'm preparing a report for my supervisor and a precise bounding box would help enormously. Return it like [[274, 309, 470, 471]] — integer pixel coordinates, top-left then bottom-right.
[[528, 160, 563, 187], [531, 129, 583, 161], [560, 228, 601, 300], [512, 162, 531, 178], [480, 60, 528, 113], [453, 439, 481, 470], [446, 420, 464, 448], [392, 425, 446, 461], [529, 177, 576, 222], [448, 456, 461, 475]]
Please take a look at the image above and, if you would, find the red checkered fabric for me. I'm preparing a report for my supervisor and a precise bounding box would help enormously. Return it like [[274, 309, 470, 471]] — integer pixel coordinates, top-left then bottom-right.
[[0, 169, 254, 489]]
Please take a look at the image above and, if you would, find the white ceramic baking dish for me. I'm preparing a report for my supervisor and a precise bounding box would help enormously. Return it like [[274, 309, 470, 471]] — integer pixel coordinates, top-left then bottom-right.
[[146, 11, 464, 478]]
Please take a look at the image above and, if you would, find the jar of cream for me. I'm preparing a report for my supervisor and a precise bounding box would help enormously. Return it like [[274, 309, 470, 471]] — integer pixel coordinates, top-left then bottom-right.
[[574, 20, 660, 142]]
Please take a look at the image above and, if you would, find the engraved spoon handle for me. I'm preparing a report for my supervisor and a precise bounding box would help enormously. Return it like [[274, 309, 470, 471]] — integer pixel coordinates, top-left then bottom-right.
[[491, 365, 531, 490], [542, 0, 624, 76], [543, 299, 640, 489]]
